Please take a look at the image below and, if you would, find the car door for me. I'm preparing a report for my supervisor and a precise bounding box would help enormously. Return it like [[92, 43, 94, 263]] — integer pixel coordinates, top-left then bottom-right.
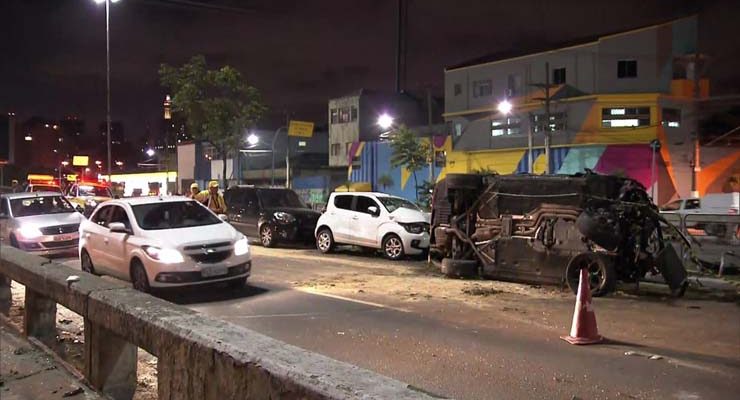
[[327, 194, 355, 244], [242, 189, 260, 237], [83, 205, 113, 273], [350, 195, 384, 248], [0, 197, 9, 243], [104, 205, 133, 280]]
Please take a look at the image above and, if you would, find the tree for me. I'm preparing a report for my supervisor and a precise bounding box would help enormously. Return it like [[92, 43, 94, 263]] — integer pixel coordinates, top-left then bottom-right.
[[159, 55, 267, 187], [377, 174, 394, 191], [389, 125, 429, 201]]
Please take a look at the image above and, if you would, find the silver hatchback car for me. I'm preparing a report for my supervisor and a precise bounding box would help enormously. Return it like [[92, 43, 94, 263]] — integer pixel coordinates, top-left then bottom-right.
[[0, 192, 85, 255]]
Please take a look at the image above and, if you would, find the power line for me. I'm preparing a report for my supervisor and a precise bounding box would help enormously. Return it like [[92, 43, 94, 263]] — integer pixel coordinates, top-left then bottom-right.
[[139, 0, 278, 16]]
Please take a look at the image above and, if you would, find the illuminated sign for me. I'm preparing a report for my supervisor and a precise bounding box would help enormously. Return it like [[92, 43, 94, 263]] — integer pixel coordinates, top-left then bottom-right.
[[72, 155, 89, 167]]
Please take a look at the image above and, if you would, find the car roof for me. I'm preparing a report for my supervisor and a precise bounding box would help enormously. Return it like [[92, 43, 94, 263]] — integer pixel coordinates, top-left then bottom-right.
[[1, 191, 65, 200], [332, 192, 392, 197], [110, 195, 194, 207]]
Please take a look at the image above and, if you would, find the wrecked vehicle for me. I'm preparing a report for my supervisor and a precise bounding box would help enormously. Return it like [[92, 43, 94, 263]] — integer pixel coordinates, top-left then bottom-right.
[[430, 172, 689, 297]]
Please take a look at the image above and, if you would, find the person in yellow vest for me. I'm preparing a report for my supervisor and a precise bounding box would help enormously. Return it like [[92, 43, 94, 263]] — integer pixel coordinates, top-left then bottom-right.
[[187, 182, 200, 199], [197, 181, 227, 214]]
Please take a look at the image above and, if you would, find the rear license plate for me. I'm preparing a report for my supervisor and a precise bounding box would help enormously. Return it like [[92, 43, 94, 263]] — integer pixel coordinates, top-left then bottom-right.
[[201, 266, 228, 278], [54, 234, 76, 242]]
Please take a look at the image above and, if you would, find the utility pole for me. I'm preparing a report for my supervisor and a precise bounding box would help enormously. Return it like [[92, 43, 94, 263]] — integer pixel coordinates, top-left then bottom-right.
[[527, 112, 534, 173], [690, 52, 702, 198], [544, 62, 551, 174], [427, 87, 434, 183], [105, 0, 112, 181], [285, 113, 290, 188]]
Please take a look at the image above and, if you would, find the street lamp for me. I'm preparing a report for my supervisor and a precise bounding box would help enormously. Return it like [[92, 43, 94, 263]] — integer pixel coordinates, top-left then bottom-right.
[[60, 161, 69, 183], [497, 100, 512, 115], [246, 133, 259, 146], [377, 113, 394, 130], [146, 148, 155, 157], [92, 0, 121, 183]]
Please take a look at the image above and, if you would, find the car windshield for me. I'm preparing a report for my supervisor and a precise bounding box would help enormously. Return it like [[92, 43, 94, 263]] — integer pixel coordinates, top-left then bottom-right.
[[10, 195, 75, 217], [79, 185, 111, 197], [132, 200, 222, 230], [257, 189, 307, 208], [31, 185, 62, 193], [378, 196, 420, 213]]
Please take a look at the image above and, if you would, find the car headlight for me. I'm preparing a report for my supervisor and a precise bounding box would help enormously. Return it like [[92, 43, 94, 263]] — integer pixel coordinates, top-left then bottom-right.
[[18, 225, 43, 239], [399, 222, 427, 234], [273, 211, 295, 223], [142, 246, 184, 264], [234, 236, 250, 256]]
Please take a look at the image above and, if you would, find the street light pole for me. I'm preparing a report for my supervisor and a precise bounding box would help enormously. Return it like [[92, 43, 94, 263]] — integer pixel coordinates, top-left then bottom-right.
[[271, 127, 286, 186], [105, 0, 112, 180]]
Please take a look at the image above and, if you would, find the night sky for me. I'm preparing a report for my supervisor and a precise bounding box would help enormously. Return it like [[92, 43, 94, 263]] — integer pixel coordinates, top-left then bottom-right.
[[2, 0, 738, 139]]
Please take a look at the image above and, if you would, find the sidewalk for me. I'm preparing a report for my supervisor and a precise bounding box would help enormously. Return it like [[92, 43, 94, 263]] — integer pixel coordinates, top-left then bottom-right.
[[0, 324, 102, 400]]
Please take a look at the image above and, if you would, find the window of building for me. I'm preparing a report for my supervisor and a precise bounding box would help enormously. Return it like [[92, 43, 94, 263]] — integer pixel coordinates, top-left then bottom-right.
[[339, 107, 351, 123], [455, 123, 462, 137], [601, 107, 650, 128], [472, 80, 492, 98], [507, 74, 521, 97], [662, 108, 681, 128], [617, 60, 637, 78], [491, 117, 521, 136], [350, 106, 358, 121], [330, 143, 341, 156], [298, 140, 307, 147], [552, 68, 566, 85], [531, 113, 567, 133], [435, 151, 447, 168], [345, 142, 352, 156], [330, 108, 338, 124], [453, 83, 462, 96]]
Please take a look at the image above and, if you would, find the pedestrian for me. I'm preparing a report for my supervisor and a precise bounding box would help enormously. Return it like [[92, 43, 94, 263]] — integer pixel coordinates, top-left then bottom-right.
[[11, 179, 21, 193], [198, 181, 227, 214], [187, 182, 200, 199]]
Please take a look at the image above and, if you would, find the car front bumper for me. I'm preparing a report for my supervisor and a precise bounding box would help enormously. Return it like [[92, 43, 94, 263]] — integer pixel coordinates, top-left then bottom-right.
[[17, 233, 80, 256], [148, 259, 252, 288], [402, 232, 430, 255]]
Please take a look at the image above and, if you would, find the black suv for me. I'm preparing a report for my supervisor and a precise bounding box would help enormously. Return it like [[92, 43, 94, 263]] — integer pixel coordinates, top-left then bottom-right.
[[224, 186, 321, 247]]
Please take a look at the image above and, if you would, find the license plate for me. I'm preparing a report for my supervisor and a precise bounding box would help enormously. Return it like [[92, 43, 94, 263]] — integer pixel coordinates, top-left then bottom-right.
[[201, 266, 228, 278], [54, 234, 76, 242]]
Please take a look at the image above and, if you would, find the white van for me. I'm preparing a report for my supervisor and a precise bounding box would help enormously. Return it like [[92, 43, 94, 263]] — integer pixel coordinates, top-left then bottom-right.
[[660, 192, 739, 215]]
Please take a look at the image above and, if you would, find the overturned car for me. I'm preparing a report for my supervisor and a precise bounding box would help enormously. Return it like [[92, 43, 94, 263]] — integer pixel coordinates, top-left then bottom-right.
[[430, 172, 689, 297]]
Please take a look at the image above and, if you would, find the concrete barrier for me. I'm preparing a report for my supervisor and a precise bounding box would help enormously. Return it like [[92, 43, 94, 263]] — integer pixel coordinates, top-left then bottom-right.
[[0, 247, 442, 400]]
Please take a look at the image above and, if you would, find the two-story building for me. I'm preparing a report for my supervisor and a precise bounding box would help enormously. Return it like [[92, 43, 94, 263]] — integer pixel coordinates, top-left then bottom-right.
[[441, 15, 736, 204]]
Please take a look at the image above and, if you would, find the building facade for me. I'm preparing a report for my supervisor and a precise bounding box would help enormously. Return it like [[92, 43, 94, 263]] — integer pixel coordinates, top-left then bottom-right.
[[441, 15, 736, 204]]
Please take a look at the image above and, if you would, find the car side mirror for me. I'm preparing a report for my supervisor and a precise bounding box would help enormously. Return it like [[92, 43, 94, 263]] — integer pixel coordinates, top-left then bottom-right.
[[367, 206, 378, 216], [219, 214, 229, 222], [109, 222, 131, 234]]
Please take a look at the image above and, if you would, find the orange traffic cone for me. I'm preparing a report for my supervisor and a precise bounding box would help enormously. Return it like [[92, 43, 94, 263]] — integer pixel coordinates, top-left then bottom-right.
[[561, 268, 603, 345]]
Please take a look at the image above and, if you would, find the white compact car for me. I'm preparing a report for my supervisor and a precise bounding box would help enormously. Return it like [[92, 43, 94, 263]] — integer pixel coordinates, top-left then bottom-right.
[[78, 196, 251, 292], [315, 192, 430, 260], [0, 192, 84, 255]]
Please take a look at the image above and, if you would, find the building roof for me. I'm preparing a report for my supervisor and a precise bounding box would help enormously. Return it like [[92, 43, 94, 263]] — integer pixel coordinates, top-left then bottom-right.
[[445, 15, 696, 71]]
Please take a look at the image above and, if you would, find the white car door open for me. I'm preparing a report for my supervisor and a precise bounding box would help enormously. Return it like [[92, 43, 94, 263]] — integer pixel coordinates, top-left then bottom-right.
[[351, 195, 383, 247], [105, 205, 133, 280]]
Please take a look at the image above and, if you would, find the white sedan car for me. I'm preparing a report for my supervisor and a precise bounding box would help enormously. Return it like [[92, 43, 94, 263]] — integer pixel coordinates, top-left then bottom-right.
[[79, 196, 251, 292]]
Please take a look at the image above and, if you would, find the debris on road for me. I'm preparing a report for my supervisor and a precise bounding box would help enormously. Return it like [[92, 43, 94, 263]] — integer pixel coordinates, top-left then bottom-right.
[[62, 386, 84, 397]]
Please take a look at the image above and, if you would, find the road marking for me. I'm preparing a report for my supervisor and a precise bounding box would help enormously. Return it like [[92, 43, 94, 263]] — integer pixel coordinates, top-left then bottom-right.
[[295, 288, 411, 313]]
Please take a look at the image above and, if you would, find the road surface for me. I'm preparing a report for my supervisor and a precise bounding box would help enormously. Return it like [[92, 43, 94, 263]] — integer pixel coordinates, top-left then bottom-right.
[[54, 245, 740, 400]]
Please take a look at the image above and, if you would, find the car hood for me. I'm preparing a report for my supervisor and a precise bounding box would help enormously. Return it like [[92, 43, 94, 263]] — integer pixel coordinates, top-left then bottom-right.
[[13, 212, 84, 228], [263, 207, 321, 218], [389, 207, 430, 224], [144, 222, 240, 249]]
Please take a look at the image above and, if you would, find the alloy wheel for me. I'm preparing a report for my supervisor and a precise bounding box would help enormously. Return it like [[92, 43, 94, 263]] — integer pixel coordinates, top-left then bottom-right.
[[384, 237, 403, 259], [317, 231, 332, 252]]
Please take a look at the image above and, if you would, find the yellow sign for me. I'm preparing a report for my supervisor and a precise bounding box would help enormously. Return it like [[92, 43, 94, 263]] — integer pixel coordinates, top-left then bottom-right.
[[72, 156, 89, 167], [288, 120, 314, 138]]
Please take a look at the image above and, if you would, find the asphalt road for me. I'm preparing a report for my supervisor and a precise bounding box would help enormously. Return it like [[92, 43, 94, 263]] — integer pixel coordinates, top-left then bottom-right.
[[56, 246, 740, 400]]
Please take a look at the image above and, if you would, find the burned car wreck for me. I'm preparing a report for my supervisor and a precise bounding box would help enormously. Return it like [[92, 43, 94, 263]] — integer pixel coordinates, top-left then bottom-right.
[[430, 172, 689, 297]]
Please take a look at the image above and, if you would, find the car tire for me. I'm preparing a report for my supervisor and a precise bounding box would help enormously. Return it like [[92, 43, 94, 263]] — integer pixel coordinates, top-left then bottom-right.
[[445, 174, 483, 190], [260, 224, 277, 247], [228, 277, 247, 290], [382, 234, 405, 260], [566, 253, 616, 297], [80, 249, 96, 275], [441, 258, 478, 278], [9, 235, 19, 249], [130, 260, 151, 294], [316, 228, 335, 254]]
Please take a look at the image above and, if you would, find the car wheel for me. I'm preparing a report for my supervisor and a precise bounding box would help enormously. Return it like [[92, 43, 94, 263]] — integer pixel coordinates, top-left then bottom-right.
[[441, 257, 478, 278], [9, 235, 19, 249], [260, 224, 277, 247], [80, 249, 96, 275], [566, 253, 616, 297], [382, 234, 404, 260], [130, 260, 151, 294], [228, 277, 247, 290], [316, 228, 335, 254]]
